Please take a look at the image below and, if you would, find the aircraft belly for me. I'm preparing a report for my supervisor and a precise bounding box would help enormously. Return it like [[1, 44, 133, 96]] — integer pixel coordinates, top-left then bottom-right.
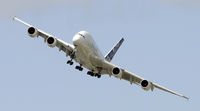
[[74, 44, 96, 71]]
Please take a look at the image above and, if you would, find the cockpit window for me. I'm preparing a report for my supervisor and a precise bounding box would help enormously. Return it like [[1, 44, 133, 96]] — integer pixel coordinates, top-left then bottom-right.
[[78, 33, 85, 38]]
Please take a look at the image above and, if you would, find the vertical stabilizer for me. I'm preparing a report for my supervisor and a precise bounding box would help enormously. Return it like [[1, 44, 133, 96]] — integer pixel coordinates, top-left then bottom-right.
[[105, 38, 124, 62]]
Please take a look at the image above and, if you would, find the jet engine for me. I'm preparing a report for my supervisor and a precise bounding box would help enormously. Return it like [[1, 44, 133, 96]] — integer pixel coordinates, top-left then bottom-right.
[[27, 27, 38, 37], [141, 80, 152, 91], [112, 67, 122, 76], [46, 37, 57, 48]]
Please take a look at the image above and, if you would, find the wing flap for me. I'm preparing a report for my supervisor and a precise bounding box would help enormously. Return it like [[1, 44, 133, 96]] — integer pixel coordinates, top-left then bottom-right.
[[122, 70, 143, 85]]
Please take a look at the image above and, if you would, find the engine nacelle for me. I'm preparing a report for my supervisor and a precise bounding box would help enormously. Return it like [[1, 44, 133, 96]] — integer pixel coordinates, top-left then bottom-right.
[[46, 37, 57, 48], [141, 80, 152, 91], [112, 67, 122, 76], [27, 27, 38, 37]]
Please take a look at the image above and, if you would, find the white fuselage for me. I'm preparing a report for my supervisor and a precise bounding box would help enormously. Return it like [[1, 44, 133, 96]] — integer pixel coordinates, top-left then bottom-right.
[[72, 31, 104, 73]]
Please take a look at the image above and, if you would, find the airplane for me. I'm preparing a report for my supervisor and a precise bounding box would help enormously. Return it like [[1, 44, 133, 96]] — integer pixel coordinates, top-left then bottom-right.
[[13, 17, 189, 100]]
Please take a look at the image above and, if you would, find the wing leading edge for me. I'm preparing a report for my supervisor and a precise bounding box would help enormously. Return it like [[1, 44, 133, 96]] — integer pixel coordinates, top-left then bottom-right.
[[13, 17, 75, 57], [124, 70, 189, 100], [100, 60, 189, 100]]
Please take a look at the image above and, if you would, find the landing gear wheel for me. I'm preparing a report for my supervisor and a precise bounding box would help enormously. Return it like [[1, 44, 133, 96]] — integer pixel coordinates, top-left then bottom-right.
[[87, 71, 92, 75], [94, 73, 101, 78], [87, 71, 101, 78], [87, 71, 94, 76], [67, 60, 73, 65], [75, 66, 80, 70], [90, 73, 94, 76], [67, 60, 70, 64], [70, 62, 73, 65], [97, 74, 101, 78], [75, 65, 83, 71], [79, 67, 83, 71]]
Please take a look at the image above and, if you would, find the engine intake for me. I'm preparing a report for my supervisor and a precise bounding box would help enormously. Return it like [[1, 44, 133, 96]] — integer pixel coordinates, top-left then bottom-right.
[[27, 27, 38, 37], [112, 67, 122, 76], [141, 80, 151, 91], [46, 37, 57, 47]]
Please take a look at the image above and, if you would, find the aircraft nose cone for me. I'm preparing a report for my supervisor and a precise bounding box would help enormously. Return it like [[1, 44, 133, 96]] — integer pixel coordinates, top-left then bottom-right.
[[72, 34, 81, 46]]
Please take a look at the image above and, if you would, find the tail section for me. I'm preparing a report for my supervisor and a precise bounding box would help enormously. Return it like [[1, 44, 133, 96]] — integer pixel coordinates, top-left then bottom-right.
[[105, 38, 124, 62]]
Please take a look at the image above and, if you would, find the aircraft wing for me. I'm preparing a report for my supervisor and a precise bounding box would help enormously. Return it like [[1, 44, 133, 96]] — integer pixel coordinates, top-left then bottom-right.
[[13, 17, 74, 57], [100, 60, 189, 100]]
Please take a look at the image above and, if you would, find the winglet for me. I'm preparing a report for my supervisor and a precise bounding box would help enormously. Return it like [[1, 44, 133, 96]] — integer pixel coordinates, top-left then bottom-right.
[[182, 96, 189, 100], [13, 16, 16, 20]]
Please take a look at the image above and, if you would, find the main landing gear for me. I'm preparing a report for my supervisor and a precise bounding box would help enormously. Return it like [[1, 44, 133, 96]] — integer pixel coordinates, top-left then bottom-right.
[[67, 51, 76, 66], [67, 59, 73, 65], [75, 64, 83, 71], [87, 71, 101, 78]]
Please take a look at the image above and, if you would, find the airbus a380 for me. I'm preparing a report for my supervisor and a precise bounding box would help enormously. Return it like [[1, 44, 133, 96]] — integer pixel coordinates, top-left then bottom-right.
[[13, 17, 189, 100]]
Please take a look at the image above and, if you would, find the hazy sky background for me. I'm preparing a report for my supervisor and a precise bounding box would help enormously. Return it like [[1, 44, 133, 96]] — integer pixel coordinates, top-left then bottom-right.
[[0, 0, 199, 111]]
